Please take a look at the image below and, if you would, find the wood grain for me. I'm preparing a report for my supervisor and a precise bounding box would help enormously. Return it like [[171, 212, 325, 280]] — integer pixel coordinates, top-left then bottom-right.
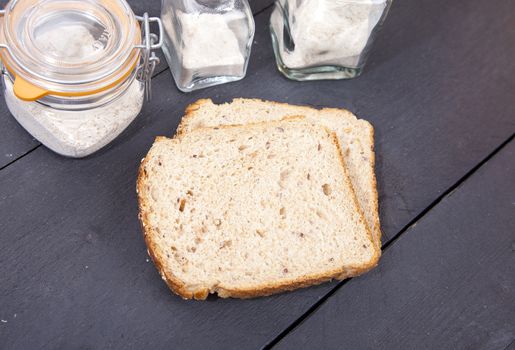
[[276, 141, 515, 350], [0, 0, 514, 348]]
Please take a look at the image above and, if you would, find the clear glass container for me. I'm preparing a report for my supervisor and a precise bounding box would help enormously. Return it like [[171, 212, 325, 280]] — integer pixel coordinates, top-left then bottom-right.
[[270, 0, 393, 81], [0, 0, 162, 157], [161, 0, 255, 92]]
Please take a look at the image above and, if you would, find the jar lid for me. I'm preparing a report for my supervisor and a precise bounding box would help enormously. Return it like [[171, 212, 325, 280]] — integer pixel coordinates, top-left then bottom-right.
[[0, 0, 143, 100]]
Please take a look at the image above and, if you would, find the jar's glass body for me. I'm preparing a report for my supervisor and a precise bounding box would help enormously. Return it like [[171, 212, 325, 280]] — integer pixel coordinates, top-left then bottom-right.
[[2, 68, 144, 158], [0, 0, 161, 158], [270, 0, 392, 81], [161, 0, 255, 92]]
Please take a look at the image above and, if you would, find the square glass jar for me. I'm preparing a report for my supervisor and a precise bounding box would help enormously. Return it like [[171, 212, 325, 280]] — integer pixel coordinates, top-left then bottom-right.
[[161, 0, 255, 92], [270, 0, 393, 80]]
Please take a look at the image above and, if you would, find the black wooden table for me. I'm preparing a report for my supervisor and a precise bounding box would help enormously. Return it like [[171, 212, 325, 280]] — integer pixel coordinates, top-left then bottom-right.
[[1, 0, 514, 349]]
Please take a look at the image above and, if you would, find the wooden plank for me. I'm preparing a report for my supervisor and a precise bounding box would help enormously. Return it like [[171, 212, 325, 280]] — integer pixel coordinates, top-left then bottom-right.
[[0, 0, 40, 168], [0, 102, 39, 169], [248, 0, 275, 14], [0, 0, 274, 169], [0, 0, 514, 348], [276, 141, 515, 350]]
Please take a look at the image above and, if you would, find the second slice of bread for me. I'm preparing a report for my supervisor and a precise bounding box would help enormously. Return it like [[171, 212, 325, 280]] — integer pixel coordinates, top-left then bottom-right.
[[138, 120, 378, 299], [178, 98, 381, 253]]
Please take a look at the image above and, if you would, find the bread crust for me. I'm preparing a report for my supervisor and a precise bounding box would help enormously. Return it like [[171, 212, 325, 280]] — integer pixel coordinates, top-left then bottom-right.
[[181, 98, 382, 251], [138, 121, 379, 300], [359, 119, 382, 251]]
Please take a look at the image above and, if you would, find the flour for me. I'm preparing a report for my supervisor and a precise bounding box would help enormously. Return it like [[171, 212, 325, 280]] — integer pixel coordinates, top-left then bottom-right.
[[34, 24, 99, 61], [273, 0, 387, 68], [179, 12, 244, 70], [4, 77, 144, 158]]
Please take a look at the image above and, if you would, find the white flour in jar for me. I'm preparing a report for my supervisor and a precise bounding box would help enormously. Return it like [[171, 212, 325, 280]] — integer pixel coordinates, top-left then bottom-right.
[[4, 77, 143, 158], [167, 11, 245, 86], [276, 0, 386, 68], [34, 24, 99, 60]]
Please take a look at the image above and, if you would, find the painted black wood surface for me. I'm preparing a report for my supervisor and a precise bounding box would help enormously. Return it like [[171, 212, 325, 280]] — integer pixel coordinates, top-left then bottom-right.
[[0, 0, 514, 348], [276, 140, 515, 350]]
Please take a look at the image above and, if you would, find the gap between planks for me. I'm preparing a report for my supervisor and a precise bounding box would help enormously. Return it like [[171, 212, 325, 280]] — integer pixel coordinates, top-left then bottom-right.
[[501, 339, 515, 350], [0, 144, 41, 172], [263, 132, 515, 350]]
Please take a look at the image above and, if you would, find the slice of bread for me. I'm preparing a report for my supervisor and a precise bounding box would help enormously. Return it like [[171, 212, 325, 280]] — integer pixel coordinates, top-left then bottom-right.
[[178, 98, 381, 253], [138, 120, 378, 299]]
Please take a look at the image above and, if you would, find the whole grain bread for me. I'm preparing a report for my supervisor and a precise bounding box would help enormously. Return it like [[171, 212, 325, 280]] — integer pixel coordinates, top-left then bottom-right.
[[138, 120, 378, 299], [178, 98, 381, 252]]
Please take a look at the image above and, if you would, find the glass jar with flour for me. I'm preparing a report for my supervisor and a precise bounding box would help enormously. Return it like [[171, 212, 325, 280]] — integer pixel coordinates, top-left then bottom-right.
[[270, 0, 393, 80], [161, 0, 255, 92], [0, 0, 162, 158]]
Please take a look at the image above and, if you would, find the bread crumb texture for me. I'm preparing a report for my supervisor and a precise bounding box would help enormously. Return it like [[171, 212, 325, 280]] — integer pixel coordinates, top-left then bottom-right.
[[138, 120, 378, 299], [181, 98, 381, 251]]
